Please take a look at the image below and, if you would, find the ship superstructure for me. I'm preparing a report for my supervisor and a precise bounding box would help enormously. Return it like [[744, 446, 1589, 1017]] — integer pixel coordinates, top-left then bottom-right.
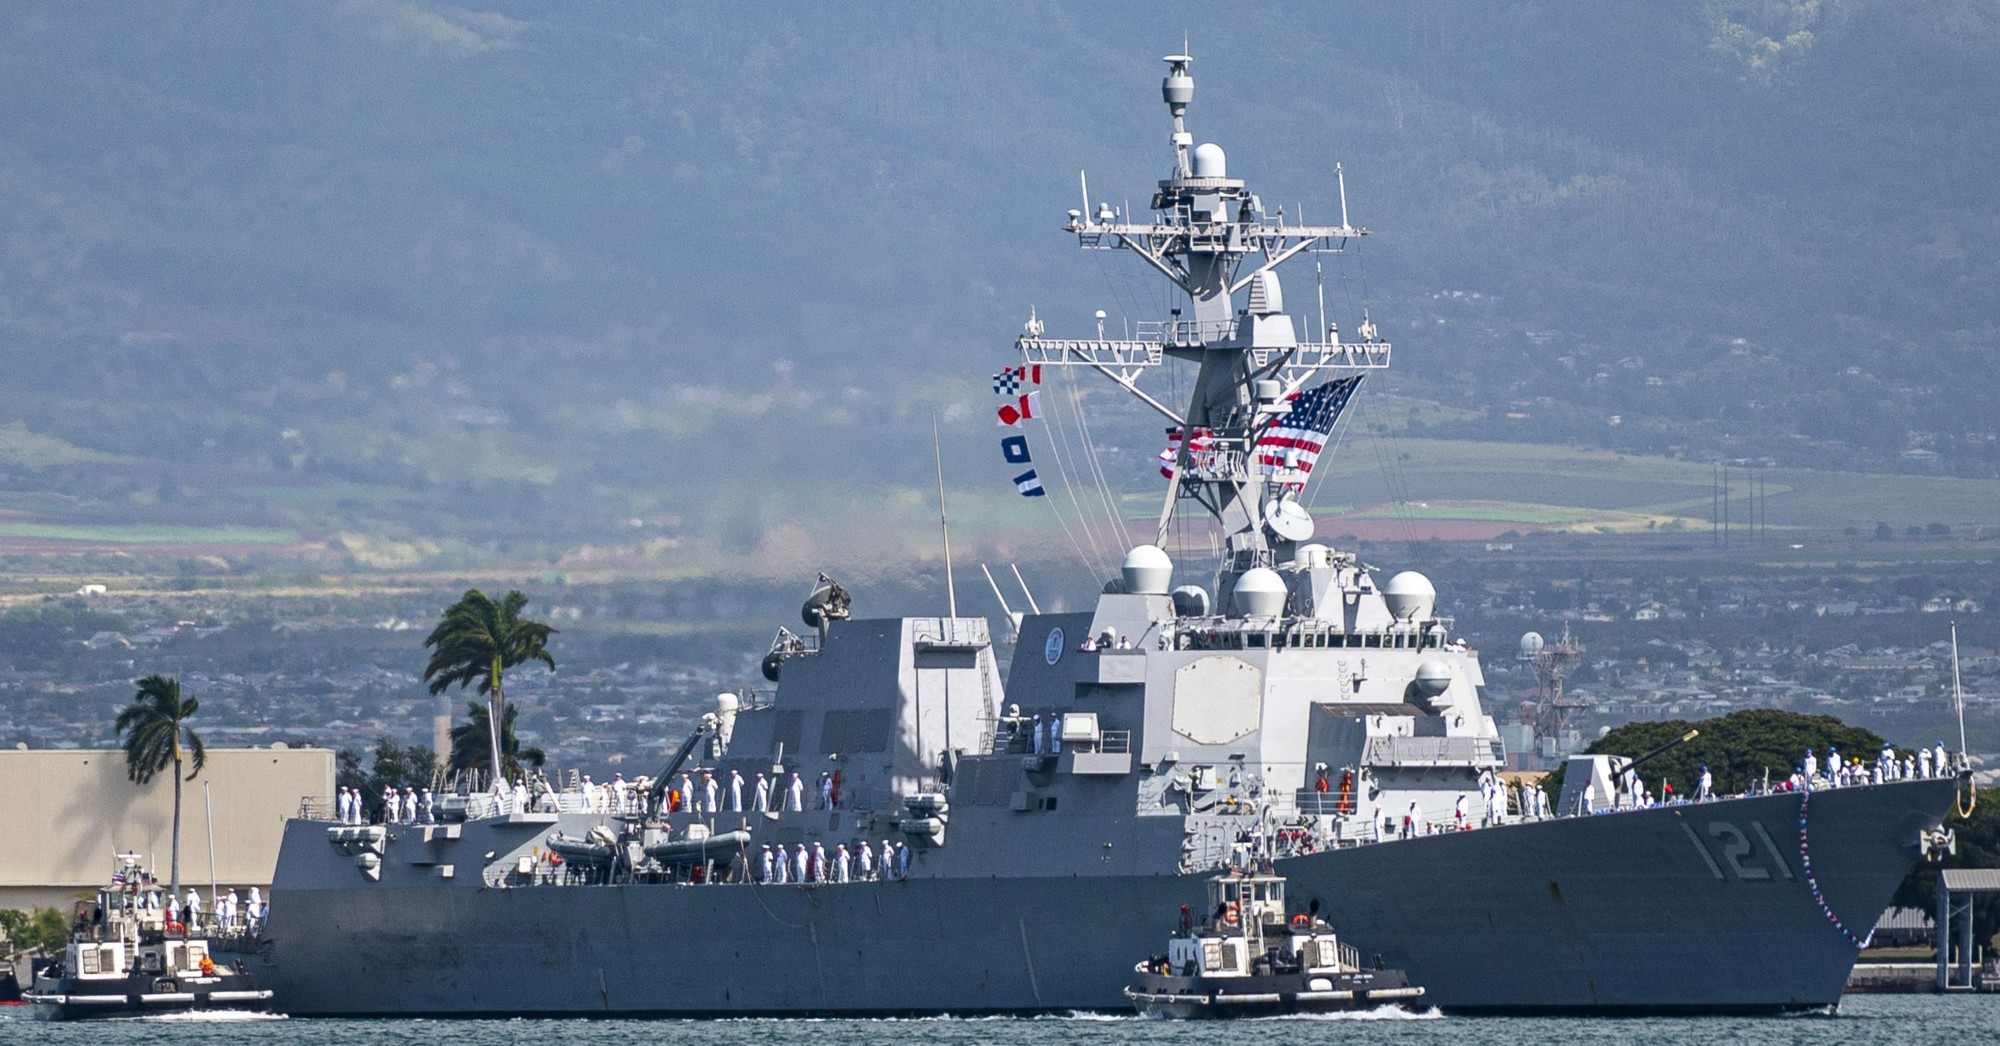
[[253, 54, 1962, 1017]]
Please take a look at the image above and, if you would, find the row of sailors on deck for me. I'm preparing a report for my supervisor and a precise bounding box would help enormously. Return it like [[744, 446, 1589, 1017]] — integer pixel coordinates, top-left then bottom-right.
[[758, 840, 911, 884], [337, 785, 435, 825], [1801, 741, 1951, 789], [148, 887, 266, 933]]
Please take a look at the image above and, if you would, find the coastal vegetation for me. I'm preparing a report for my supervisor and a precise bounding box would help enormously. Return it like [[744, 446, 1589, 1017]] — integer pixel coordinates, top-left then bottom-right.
[[422, 589, 556, 784], [113, 674, 205, 899]]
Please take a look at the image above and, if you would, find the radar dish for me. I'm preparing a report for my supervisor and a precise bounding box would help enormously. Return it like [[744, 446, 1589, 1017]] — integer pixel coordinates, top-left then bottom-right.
[[1266, 499, 1314, 542]]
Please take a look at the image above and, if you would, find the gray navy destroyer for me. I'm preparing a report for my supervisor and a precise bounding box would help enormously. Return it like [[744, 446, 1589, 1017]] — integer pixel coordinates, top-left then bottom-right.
[[254, 54, 1964, 1016]]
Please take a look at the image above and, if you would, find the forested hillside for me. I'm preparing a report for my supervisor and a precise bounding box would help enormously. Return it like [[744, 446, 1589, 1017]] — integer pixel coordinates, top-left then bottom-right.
[[0, 1, 1994, 574]]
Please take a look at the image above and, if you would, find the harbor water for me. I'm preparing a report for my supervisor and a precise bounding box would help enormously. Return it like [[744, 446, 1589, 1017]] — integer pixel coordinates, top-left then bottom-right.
[[1, 996, 1993, 1045]]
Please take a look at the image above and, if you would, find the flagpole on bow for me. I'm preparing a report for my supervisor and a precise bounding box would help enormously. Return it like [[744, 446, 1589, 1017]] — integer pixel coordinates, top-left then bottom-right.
[[932, 411, 958, 618]]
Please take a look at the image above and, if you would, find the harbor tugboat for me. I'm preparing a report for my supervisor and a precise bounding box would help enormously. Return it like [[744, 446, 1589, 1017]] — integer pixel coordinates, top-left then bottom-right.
[[23, 853, 274, 1020], [1126, 871, 1423, 1018]]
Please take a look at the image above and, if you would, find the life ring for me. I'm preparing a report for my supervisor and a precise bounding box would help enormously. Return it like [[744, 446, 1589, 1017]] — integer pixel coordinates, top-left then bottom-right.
[[1222, 902, 1241, 927], [1291, 913, 1310, 928]]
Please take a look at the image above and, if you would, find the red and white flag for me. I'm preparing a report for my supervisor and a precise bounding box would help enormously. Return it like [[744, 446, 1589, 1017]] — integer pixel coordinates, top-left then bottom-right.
[[996, 391, 1042, 427], [1158, 426, 1214, 478]]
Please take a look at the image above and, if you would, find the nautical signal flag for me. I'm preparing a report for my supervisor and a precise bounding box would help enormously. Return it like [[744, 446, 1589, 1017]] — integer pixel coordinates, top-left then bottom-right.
[[1000, 435, 1032, 464], [1254, 375, 1362, 479], [992, 364, 1042, 396], [996, 391, 1042, 427], [1013, 470, 1046, 496]]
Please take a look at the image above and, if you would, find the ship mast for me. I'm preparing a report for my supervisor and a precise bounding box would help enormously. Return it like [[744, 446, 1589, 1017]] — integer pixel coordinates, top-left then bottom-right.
[[1015, 53, 1391, 608]]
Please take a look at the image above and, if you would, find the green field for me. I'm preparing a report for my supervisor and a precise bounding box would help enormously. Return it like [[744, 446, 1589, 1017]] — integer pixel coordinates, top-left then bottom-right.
[[0, 522, 301, 545]]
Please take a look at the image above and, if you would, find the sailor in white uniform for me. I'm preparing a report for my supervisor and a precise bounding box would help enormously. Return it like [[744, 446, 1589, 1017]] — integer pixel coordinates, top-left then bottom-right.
[[1047, 714, 1061, 754], [787, 773, 805, 812], [881, 840, 896, 880], [186, 889, 202, 930], [1803, 748, 1817, 783], [1454, 793, 1468, 830], [818, 772, 834, 810], [1030, 713, 1044, 754], [793, 844, 809, 884], [1697, 766, 1713, 801], [512, 779, 530, 814], [729, 770, 744, 812], [1935, 741, 1950, 775], [834, 844, 850, 883], [703, 773, 719, 814], [760, 845, 775, 884], [858, 842, 875, 880], [754, 773, 771, 812]]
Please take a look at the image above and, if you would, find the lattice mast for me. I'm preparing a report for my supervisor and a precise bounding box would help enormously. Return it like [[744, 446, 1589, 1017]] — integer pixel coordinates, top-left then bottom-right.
[[1016, 54, 1391, 608]]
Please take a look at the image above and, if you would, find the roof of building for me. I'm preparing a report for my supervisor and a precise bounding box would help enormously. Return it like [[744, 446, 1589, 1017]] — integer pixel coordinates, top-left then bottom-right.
[[1939, 868, 2000, 892]]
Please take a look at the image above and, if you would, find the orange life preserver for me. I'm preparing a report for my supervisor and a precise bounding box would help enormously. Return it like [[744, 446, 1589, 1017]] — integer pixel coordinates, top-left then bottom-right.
[[1337, 769, 1356, 814], [1292, 913, 1309, 927], [1222, 902, 1241, 927]]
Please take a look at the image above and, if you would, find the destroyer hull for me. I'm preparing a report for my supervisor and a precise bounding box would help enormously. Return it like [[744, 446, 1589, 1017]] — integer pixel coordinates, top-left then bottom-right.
[[255, 778, 1952, 1016]]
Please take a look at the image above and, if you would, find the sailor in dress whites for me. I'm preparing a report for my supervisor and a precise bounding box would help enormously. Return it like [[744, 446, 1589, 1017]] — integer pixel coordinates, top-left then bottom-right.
[[512, 778, 530, 814], [817, 772, 833, 810], [787, 773, 806, 812], [834, 844, 851, 883], [1935, 741, 1950, 775], [772, 845, 788, 885], [1030, 714, 1044, 754], [760, 845, 775, 884], [186, 889, 202, 930], [703, 773, 719, 814], [678, 772, 695, 810], [1697, 766, 1713, 801], [793, 844, 809, 884], [858, 841, 875, 880], [881, 840, 896, 880], [754, 773, 771, 812], [729, 770, 744, 812]]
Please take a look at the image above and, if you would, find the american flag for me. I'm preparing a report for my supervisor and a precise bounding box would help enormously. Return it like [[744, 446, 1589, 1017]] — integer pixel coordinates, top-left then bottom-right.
[[1158, 426, 1215, 478], [1254, 376, 1363, 481]]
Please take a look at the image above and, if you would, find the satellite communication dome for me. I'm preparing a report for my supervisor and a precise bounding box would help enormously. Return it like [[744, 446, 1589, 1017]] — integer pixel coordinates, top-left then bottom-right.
[[1192, 142, 1227, 178], [1170, 585, 1210, 618], [1121, 544, 1173, 595], [1382, 571, 1436, 620], [1519, 631, 1546, 656], [1232, 567, 1287, 618], [1414, 659, 1453, 697]]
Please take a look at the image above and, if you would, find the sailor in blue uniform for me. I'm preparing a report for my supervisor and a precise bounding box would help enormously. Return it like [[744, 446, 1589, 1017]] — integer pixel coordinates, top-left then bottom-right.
[[896, 841, 911, 879]]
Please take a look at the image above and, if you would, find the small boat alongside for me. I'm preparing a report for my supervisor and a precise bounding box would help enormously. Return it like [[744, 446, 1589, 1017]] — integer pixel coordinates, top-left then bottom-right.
[[23, 854, 274, 1021], [1125, 871, 1423, 1018]]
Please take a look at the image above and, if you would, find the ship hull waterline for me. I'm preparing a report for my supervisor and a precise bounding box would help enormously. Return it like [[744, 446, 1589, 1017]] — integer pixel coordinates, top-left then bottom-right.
[[254, 778, 1953, 1016]]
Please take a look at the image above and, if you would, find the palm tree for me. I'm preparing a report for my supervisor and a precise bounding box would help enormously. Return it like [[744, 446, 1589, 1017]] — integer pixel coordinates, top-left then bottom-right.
[[447, 701, 546, 780], [421, 589, 556, 786], [115, 675, 206, 900]]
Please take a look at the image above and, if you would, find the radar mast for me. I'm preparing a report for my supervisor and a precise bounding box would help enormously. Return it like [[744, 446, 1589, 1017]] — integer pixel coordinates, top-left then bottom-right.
[[1015, 53, 1391, 609]]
